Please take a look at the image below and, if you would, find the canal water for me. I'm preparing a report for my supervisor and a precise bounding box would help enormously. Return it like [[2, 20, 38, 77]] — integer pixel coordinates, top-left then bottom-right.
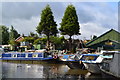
[[1, 61, 103, 79]]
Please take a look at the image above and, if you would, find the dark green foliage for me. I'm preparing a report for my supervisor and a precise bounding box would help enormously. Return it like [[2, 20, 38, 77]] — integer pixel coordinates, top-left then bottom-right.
[[22, 37, 35, 44], [0, 25, 9, 45], [36, 5, 58, 36], [34, 37, 47, 45], [36, 5, 58, 49], [9, 25, 20, 40], [59, 5, 80, 36], [28, 32, 39, 39], [50, 36, 66, 50], [59, 5, 80, 50], [9, 25, 20, 46]]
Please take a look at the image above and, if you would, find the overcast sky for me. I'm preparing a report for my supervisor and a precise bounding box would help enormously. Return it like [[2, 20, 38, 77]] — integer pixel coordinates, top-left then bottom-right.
[[1, 1, 119, 40]]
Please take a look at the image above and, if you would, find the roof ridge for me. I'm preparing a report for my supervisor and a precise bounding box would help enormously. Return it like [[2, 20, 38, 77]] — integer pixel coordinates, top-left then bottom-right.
[[86, 29, 120, 45]]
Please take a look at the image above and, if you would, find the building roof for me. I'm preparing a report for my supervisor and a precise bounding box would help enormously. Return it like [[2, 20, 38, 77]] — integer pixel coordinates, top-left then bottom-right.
[[15, 36, 24, 42], [86, 29, 120, 47]]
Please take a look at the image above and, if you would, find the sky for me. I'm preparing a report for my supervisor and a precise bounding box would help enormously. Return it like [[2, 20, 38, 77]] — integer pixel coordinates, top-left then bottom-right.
[[1, 1, 119, 40]]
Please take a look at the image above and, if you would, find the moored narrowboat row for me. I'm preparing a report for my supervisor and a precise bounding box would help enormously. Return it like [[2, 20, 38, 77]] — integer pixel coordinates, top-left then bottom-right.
[[0, 49, 54, 61], [1, 47, 120, 78]]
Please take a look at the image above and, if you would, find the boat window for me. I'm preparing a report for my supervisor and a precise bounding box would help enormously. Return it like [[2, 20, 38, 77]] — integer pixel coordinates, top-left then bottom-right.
[[38, 54, 43, 57], [81, 56, 98, 60], [32, 54, 38, 58], [25, 54, 28, 58], [12, 54, 17, 58]]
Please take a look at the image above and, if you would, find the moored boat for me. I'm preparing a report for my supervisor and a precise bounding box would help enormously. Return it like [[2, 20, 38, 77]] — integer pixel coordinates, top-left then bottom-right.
[[58, 53, 85, 69], [81, 54, 101, 74], [0, 49, 55, 61], [99, 51, 120, 78], [82, 53, 113, 74]]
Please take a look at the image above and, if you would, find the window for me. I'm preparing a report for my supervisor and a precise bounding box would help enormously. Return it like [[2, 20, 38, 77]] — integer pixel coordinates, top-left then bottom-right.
[[25, 54, 28, 58], [81, 56, 98, 61], [32, 54, 38, 58], [12, 54, 17, 58]]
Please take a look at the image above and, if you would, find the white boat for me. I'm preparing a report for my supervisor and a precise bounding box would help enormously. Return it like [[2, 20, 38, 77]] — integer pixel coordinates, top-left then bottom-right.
[[82, 52, 113, 74], [100, 51, 120, 78]]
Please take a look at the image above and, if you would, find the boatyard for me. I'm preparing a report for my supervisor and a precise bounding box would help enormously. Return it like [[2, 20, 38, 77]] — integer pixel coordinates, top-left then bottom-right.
[[0, 1, 120, 79]]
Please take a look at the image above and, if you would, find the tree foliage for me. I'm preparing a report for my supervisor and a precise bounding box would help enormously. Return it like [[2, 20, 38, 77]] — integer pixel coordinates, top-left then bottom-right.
[[59, 5, 80, 50], [9, 25, 20, 46], [50, 36, 65, 50], [59, 5, 80, 36], [0, 25, 9, 45], [36, 5, 58, 36], [22, 37, 35, 43], [9, 25, 20, 40], [28, 32, 38, 39], [34, 37, 47, 45], [36, 5, 58, 49]]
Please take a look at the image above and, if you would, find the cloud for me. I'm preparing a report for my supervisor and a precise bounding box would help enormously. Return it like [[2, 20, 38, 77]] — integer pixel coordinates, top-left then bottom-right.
[[10, 16, 40, 35], [1, 2, 118, 39], [79, 22, 109, 39]]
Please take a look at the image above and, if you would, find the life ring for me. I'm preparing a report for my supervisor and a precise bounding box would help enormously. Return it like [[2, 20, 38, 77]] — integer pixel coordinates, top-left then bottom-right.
[[53, 55, 58, 59]]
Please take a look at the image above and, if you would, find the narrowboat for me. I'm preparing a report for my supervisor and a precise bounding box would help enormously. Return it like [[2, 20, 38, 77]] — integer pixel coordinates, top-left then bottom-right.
[[82, 53, 113, 74], [0, 49, 55, 61]]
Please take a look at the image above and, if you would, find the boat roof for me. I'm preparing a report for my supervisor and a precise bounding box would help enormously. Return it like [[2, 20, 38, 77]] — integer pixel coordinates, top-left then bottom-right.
[[82, 54, 100, 56], [4, 52, 44, 54]]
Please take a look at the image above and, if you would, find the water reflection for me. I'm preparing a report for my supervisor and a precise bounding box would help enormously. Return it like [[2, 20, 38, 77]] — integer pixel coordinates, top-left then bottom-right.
[[1, 61, 102, 79]]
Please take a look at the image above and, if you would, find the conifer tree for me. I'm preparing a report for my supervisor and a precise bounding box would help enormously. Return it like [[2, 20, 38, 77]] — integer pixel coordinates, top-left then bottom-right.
[[59, 5, 80, 50], [36, 5, 58, 50]]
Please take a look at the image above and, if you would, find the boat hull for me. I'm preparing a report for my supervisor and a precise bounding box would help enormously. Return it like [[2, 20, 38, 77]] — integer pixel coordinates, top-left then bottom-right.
[[1, 57, 53, 60], [83, 63, 101, 74], [100, 68, 120, 79], [66, 61, 85, 69]]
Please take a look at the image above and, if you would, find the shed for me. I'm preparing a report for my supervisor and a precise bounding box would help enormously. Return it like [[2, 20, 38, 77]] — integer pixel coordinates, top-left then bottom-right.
[[86, 29, 120, 50]]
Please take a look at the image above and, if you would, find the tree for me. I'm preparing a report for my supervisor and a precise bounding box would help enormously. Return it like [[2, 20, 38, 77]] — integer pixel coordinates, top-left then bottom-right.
[[22, 37, 35, 44], [9, 25, 20, 41], [59, 5, 80, 50], [36, 5, 58, 50], [50, 36, 65, 50], [0, 25, 9, 45], [9, 25, 20, 50]]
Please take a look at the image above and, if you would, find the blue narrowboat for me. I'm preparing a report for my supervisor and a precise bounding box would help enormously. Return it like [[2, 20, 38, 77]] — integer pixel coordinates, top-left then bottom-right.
[[0, 49, 54, 61]]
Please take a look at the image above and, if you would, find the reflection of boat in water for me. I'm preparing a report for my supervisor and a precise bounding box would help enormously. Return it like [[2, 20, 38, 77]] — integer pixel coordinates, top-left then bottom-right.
[[82, 51, 114, 74], [66, 69, 88, 75], [0, 49, 55, 61]]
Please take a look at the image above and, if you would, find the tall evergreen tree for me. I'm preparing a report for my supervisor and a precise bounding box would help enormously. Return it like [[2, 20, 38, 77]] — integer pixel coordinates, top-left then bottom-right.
[[59, 5, 80, 50], [9, 25, 20, 40], [0, 25, 9, 45], [36, 5, 58, 50]]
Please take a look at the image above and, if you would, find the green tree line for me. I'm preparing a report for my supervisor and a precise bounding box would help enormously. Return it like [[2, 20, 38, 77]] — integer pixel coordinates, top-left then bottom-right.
[[0, 4, 81, 51]]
